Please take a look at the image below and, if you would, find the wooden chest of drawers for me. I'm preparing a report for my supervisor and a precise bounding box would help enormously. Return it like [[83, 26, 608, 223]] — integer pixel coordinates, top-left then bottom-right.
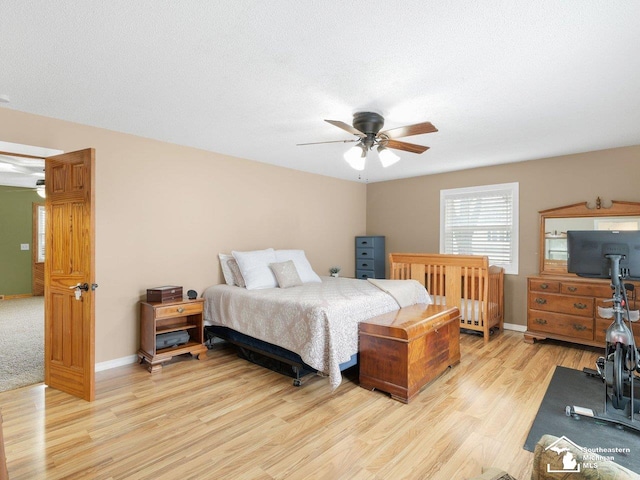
[[525, 275, 640, 348], [359, 304, 460, 403]]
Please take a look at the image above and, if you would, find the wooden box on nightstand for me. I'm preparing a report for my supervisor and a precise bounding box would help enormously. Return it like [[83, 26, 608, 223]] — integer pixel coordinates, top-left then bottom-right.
[[138, 298, 207, 373]]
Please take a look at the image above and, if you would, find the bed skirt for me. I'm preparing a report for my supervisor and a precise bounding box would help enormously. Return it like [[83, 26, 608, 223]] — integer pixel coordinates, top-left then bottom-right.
[[205, 325, 358, 386]]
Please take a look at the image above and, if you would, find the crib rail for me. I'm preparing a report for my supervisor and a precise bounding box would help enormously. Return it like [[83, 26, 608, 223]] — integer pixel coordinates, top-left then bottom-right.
[[389, 253, 504, 342]]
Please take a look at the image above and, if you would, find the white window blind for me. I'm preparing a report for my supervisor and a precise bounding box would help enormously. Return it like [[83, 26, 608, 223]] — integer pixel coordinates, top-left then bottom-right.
[[440, 182, 519, 274], [37, 205, 45, 263]]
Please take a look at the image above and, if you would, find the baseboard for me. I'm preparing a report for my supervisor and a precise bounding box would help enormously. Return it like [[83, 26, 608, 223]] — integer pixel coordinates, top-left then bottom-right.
[[95, 354, 139, 372], [3, 293, 33, 300], [94, 327, 526, 372], [503, 322, 526, 332]]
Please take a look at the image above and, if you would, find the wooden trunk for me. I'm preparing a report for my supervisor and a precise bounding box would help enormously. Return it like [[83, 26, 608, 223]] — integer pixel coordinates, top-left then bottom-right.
[[359, 304, 461, 403]]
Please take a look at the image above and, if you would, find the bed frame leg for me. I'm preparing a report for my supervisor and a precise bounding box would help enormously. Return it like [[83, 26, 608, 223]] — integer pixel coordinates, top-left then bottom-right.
[[292, 366, 316, 386]]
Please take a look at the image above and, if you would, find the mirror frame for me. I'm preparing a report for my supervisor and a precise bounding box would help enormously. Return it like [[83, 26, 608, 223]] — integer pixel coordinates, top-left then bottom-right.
[[539, 200, 640, 275]]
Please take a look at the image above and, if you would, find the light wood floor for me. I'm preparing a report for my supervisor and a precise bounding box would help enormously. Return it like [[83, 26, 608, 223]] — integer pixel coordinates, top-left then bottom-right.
[[0, 330, 601, 480]]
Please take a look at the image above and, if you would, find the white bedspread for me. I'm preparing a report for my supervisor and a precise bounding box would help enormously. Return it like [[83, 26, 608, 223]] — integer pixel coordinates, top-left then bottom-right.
[[203, 276, 429, 389]]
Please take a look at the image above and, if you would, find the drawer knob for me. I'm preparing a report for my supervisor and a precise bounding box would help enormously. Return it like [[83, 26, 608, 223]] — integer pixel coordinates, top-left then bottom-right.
[[535, 318, 548, 325], [540, 283, 549, 289], [567, 286, 578, 292], [573, 324, 587, 331], [177, 307, 185, 313], [573, 303, 587, 310], [535, 298, 547, 305]]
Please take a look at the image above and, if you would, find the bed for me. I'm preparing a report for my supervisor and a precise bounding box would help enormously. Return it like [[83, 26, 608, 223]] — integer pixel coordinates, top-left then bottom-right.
[[203, 273, 430, 389], [389, 253, 504, 342]]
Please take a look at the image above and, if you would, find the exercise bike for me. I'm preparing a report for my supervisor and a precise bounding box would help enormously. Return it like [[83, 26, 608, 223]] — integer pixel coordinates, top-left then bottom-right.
[[566, 253, 640, 431]]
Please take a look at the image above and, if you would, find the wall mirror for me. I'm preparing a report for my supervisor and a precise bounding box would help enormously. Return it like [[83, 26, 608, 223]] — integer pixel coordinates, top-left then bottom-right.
[[539, 199, 640, 275]]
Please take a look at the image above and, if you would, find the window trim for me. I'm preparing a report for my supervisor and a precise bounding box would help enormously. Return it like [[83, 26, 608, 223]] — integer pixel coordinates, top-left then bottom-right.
[[439, 182, 519, 275], [35, 203, 45, 263]]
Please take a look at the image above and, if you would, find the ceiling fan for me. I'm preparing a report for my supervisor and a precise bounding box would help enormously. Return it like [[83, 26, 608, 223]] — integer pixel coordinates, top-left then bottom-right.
[[0, 154, 46, 194], [298, 112, 437, 170], [1, 179, 46, 198]]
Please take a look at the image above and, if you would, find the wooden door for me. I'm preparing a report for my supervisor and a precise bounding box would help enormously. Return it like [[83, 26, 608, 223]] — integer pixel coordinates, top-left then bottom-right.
[[44, 148, 96, 401]]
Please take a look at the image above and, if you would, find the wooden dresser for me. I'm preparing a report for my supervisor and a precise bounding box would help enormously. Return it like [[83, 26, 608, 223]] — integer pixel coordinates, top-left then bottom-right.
[[525, 275, 640, 348], [359, 304, 460, 403]]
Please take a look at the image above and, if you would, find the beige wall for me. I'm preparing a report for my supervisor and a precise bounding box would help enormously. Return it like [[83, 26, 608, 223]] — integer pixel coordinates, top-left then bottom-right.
[[0, 108, 366, 363], [366, 146, 640, 328], [3, 105, 639, 362]]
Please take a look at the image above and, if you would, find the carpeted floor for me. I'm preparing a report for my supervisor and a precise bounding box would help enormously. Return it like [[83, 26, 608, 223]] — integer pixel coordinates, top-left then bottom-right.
[[525, 365, 640, 473], [0, 297, 44, 392]]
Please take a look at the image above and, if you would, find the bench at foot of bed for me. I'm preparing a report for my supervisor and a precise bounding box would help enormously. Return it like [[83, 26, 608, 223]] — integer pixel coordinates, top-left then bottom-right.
[[358, 304, 461, 403]]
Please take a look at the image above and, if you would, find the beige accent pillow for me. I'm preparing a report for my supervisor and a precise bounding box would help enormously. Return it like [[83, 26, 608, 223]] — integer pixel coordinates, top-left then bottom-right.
[[227, 258, 246, 288], [218, 253, 236, 286], [269, 260, 303, 288]]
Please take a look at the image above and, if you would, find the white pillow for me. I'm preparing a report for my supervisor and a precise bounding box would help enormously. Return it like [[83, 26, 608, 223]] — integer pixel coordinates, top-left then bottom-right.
[[232, 248, 278, 290], [275, 250, 322, 283], [218, 253, 235, 286]]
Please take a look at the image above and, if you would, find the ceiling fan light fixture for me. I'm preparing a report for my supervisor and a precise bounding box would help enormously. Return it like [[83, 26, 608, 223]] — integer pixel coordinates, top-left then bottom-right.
[[344, 144, 366, 171], [36, 186, 46, 198], [377, 146, 400, 167]]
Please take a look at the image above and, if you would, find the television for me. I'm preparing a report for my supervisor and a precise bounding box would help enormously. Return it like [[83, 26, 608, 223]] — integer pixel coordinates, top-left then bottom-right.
[[567, 230, 640, 281]]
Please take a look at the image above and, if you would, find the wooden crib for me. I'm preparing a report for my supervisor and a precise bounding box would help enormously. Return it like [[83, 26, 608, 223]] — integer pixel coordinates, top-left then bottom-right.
[[389, 253, 504, 343]]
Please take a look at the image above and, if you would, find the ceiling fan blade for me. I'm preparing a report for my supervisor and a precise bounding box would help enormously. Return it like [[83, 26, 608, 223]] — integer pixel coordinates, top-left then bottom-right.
[[324, 119, 365, 137], [385, 139, 430, 154], [380, 121, 438, 139], [297, 139, 358, 146]]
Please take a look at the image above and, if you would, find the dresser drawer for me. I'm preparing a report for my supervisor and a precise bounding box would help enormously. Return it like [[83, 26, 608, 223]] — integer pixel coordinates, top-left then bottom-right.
[[356, 247, 375, 259], [356, 236, 382, 248], [561, 282, 612, 298], [528, 309, 593, 340], [528, 292, 593, 317], [357, 259, 376, 270], [595, 318, 640, 344], [529, 279, 560, 293], [154, 301, 203, 319], [356, 270, 375, 280], [594, 318, 611, 344]]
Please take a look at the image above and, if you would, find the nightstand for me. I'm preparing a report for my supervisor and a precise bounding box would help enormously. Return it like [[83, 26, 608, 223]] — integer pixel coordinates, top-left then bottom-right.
[[138, 298, 207, 373]]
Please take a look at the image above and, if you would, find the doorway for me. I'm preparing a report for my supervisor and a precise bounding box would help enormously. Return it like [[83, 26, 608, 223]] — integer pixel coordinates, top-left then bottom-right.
[[0, 142, 58, 393]]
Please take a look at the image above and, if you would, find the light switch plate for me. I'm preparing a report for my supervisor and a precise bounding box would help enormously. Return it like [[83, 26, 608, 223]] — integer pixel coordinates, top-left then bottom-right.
[[20, 243, 29, 251]]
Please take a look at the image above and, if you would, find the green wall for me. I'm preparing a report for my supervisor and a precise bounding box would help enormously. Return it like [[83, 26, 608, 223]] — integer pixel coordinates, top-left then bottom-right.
[[0, 185, 42, 295]]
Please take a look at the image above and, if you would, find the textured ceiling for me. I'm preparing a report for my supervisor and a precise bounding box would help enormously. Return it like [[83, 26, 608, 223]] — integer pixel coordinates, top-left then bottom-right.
[[1, 1, 639, 185]]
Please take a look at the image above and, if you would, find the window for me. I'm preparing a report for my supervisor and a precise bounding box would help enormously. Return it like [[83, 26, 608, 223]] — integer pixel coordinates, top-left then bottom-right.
[[36, 204, 45, 263], [440, 182, 519, 274]]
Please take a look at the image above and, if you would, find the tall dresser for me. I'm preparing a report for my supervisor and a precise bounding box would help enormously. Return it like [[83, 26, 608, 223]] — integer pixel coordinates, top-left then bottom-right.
[[355, 236, 385, 279]]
